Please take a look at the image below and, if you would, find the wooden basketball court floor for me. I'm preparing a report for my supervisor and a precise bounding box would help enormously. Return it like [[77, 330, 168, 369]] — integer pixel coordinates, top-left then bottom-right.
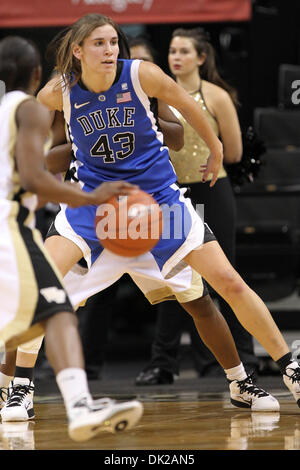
[[0, 372, 299, 452]]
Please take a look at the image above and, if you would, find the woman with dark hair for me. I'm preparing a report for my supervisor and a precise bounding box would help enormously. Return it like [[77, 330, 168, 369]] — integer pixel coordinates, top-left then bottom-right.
[[0, 34, 142, 441], [136, 28, 258, 384], [128, 36, 158, 63]]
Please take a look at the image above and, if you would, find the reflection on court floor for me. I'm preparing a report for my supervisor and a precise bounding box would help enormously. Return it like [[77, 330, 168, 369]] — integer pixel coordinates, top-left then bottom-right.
[[0, 393, 299, 451]]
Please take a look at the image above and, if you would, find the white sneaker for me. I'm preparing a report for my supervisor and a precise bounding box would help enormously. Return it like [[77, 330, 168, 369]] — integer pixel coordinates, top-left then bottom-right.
[[1, 378, 35, 422], [0, 387, 8, 409], [229, 374, 280, 411], [68, 395, 143, 442], [283, 361, 300, 407]]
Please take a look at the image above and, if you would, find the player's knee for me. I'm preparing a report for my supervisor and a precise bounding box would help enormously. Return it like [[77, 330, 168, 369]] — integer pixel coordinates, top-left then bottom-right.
[[221, 275, 246, 299], [182, 294, 215, 319]]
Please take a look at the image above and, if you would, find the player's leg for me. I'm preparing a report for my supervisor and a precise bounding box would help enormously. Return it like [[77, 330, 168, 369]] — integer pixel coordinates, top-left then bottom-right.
[[0, 336, 43, 421], [43, 235, 144, 439], [41, 310, 142, 441], [181, 295, 240, 369], [129, 255, 278, 409], [185, 242, 288, 360], [189, 176, 258, 375], [160, 185, 283, 357], [184, 241, 300, 407], [45, 237, 143, 440], [0, 242, 126, 421], [0, 232, 81, 423], [1, 230, 143, 439], [181, 294, 279, 411], [0, 350, 17, 408], [44, 235, 84, 277], [0, 225, 101, 419]]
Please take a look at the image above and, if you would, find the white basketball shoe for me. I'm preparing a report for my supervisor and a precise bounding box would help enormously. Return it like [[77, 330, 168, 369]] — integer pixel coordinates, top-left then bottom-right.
[[1, 378, 34, 422], [68, 395, 143, 442], [283, 361, 300, 407], [229, 373, 280, 411]]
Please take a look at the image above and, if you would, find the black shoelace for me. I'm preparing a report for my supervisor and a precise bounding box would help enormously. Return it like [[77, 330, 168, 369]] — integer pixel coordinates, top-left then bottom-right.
[[285, 365, 300, 383], [235, 373, 268, 398], [0, 387, 8, 402], [6, 384, 34, 408]]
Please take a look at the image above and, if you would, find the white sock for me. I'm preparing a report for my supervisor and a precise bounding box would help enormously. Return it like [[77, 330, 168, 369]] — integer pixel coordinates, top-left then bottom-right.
[[225, 363, 247, 381], [0, 372, 13, 389], [56, 368, 91, 412]]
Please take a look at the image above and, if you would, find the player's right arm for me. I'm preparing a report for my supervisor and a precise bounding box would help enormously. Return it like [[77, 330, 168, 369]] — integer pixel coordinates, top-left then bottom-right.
[[15, 99, 137, 207], [37, 81, 73, 174], [37, 76, 63, 112]]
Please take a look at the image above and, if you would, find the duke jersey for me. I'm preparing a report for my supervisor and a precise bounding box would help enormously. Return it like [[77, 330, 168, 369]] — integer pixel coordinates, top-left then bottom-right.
[[62, 59, 177, 193], [54, 59, 205, 274]]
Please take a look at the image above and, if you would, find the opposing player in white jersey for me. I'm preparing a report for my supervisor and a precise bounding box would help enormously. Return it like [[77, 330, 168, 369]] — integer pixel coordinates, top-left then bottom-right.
[[0, 35, 143, 441]]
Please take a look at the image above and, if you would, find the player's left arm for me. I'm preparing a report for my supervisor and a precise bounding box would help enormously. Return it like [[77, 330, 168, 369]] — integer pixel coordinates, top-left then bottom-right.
[[138, 61, 223, 186]]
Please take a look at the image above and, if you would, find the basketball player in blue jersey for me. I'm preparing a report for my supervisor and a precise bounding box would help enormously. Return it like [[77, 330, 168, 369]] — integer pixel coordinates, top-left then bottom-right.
[[41, 13, 300, 406], [2, 14, 300, 421], [0, 35, 143, 441]]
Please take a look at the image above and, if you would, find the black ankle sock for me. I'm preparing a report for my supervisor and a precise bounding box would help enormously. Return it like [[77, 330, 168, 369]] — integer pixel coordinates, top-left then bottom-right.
[[276, 352, 293, 374], [14, 366, 34, 382]]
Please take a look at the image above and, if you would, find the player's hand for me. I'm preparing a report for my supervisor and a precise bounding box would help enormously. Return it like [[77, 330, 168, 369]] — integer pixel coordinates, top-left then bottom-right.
[[200, 142, 223, 187], [91, 181, 139, 204]]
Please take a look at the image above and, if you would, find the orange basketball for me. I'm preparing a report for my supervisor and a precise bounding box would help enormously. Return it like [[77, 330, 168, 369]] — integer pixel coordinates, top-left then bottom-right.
[[95, 189, 163, 257]]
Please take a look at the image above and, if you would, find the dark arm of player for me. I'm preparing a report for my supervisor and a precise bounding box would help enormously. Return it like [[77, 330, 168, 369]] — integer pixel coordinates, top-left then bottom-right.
[[15, 99, 138, 207], [46, 143, 72, 174], [51, 110, 67, 146], [157, 100, 184, 151], [46, 110, 73, 174]]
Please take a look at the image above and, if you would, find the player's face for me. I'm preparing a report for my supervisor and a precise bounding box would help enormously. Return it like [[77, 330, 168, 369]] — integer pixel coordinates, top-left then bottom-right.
[[74, 24, 120, 74], [168, 36, 203, 77], [130, 45, 154, 63]]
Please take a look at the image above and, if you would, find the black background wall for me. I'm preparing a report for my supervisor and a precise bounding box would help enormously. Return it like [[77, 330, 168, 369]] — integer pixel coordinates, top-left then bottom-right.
[[1, 1, 300, 129]]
